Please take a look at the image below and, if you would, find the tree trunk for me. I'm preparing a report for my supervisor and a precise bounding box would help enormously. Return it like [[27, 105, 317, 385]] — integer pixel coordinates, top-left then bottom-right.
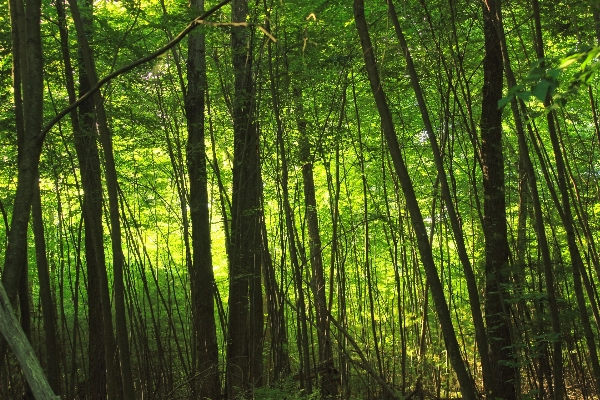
[[3, 0, 44, 312], [262, 36, 293, 385], [76, 74, 110, 400], [227, 0, 264, 396], [294, 85, 338, 397], [480, 1, 517, 399], [32, 182, 61, 394], [495, 0, 564, 396], [1, 0, 46, 381], [386, 1, 495, 395], [0, 0, 58, 395], [67, 0, 133, 396], [260, 201, 291, 382], [185, 0, 220, 394], [0, 282, 60, 400]]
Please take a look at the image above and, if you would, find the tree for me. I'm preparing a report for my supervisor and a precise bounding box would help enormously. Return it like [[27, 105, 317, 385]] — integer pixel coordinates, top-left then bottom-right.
[[185, 0, 220, 395], [480, 1, 517, 399], [226, 0, 264, 396], [1, 0, 59, 397]]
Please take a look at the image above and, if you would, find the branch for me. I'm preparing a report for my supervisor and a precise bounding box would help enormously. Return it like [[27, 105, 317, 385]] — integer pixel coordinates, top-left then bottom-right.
[[40, 0, 233, 139]]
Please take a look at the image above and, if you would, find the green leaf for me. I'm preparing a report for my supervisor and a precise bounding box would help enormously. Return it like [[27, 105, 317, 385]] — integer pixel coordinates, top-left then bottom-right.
[[559, 57, 577, 69], [547, 68, 561, 80], [515, 90, 532, 102], [528, 66, 546, 80], [581, 49, 598, 69], [531, 79, 552, 102], [498, 95, 513, 109]]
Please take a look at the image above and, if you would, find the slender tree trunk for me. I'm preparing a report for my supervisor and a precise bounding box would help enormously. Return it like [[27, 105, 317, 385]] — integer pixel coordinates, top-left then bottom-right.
[[68, 0, 135, 396], [32, 182, 61, 394], [0, 282, 60, 400], [227, 0, 264, 395], [260, 201, 291, 382], [354, 2, 476, 398], [480, 1, 517, 399], [265, 33, 312, 393], [185, 0, 220, 394], [262, 37, 293, 385], [275, 89, 312, 395], [293, 83, 337, 397]]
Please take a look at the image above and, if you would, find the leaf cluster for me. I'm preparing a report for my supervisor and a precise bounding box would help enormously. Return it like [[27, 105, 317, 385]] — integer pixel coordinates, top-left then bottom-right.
[[499, 45, 600, 109]]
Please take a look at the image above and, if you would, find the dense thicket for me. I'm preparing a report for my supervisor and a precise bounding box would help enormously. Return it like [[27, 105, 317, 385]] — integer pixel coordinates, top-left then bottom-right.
[[1, 0, 599, 399]]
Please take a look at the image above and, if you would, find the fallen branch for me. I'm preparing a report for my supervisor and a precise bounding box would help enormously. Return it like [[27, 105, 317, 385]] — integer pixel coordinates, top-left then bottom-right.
[[0, 282, 60, 399]]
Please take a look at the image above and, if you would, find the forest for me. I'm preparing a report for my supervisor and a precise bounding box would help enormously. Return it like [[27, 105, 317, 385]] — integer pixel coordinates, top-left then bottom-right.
[[1, 0, 600, 398]]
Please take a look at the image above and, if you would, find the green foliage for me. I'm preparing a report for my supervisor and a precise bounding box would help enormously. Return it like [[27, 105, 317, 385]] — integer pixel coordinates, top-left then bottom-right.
[[499, 45, 600, 109]]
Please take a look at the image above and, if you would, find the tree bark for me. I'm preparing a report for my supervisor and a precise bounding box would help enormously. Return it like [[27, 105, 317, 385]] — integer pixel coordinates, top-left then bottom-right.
[[32, 182, 61, 394], [185, 0, 220, 395], [227, 0, 264, 396], [480, 1, 517, 399]]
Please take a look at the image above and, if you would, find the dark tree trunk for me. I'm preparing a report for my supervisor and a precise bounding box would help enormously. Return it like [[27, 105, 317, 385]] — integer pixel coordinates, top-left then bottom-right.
[[386, 1, 495, 394], [68, 0, 139, 395], [480, 2, 517, 399], [227, 0, 263, 396], [76, 66, 109, 400], [274, 88, 311, 395], [260, 207, 291, 382], [1, 0, 43, 373], [185, 0, 220, 395], [2, 0, 44, 311], [0, 0, 59, 397], [31, 183, 61, 394], [53, 1, 107, 396], [263, 36, 292, 384], [67, 0, 129, 396], [294, 85, 338, 397]]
